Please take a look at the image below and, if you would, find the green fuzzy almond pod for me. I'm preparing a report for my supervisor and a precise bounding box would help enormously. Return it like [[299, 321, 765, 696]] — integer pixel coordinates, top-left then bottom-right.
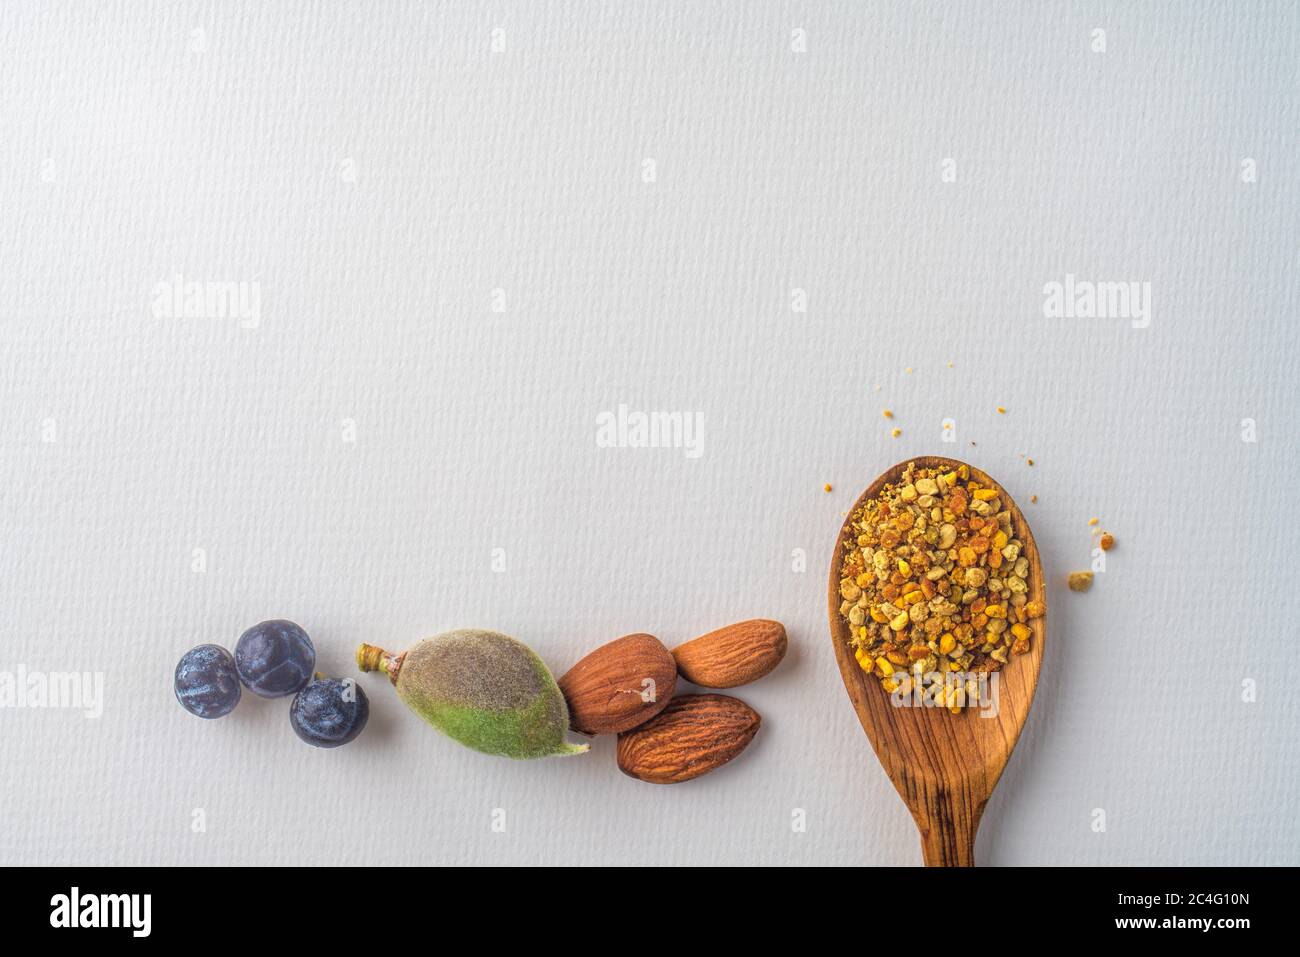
[[357, 630, 588, 759]]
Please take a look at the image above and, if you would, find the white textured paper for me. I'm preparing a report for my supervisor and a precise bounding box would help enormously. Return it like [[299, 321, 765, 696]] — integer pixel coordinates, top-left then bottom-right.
[[2, 2, 1298, 866]]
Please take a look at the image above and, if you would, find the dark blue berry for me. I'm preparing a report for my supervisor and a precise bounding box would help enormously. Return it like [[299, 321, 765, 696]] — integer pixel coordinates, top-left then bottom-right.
[[234, 620, 315, 698], [175, 644, 241, 718], [290, 677, 369, 748]]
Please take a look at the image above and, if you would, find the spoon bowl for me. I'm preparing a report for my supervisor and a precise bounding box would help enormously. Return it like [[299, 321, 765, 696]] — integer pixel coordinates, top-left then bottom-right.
[[828, 456, 1046, 865]]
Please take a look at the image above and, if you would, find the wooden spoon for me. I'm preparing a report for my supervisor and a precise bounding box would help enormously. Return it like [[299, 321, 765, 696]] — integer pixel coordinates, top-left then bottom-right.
[[828, 457, 1046, 866]]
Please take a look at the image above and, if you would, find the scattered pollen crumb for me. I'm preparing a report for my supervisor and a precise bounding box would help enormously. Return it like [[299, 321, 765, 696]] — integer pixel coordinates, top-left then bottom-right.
[[996, 406, 1007, 414], [891, 428, 902, 438], [943, 421, 952, 430], [1031, 495, 1038, 503], [882, 409, 893, 419], [1068, 571, 1094, 592], [947, 360, 953, 368], [824, 483, 833, 493], [1088, 517, 1099, 526], [905, 366, 913, 374], [1100, 532, 1115, 550], [1027, 458, 1034, 466]]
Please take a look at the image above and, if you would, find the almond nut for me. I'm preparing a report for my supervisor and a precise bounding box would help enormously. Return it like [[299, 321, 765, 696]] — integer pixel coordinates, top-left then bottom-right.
[[558, 633, 676, 735], [670, 619, 788, 688], [616, 693, 760, 784]]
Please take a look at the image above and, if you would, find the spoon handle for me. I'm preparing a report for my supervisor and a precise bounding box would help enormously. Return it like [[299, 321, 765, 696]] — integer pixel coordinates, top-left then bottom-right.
[[916, 790, 985, 866]]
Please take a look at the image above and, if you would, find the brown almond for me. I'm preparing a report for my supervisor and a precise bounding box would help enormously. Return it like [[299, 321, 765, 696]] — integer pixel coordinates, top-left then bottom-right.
[[558, 633, 676, 735], [616, 693, 760, 784], [671, 619, 787, 688]]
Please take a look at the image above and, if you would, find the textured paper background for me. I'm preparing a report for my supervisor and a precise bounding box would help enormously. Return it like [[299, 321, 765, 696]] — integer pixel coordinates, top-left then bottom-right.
[[2, 2, 1298, 866]]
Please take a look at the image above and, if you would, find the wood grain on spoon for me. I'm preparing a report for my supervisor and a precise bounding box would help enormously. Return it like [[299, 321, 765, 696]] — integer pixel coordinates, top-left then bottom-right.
[[828, 457, 1047, 866]]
